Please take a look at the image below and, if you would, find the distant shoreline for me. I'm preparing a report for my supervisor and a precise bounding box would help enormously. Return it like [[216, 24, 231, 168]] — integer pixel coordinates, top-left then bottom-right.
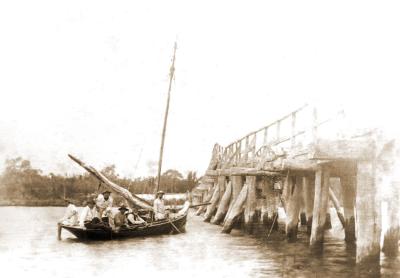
[[0, 193, 188, 207]]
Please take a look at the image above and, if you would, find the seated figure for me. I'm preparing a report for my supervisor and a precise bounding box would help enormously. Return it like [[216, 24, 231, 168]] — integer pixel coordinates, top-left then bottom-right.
[[114, 204, 129, 231], [126, 207, 146, 226], [59, 198, 78, 226], [79, 199, 96, 228]]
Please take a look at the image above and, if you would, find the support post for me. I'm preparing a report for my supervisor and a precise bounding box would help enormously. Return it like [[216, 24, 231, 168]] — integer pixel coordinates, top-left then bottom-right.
[[340, 174, 356, 242], [222, 183, 249, 234], [196, 184, 215, 216], [203, 183, 221, 222], [303, 175, 315, 235], [355, 161, 381, 264], [212, 180, 232, 225], [328, 186, 345, 228], [262, 177, 279, 230], [285, 176, 303, 241], [382, 181, 400, 256], [244, 176, 257, 234], [310, 168, 330, 247], [224, 175, 244, 223]]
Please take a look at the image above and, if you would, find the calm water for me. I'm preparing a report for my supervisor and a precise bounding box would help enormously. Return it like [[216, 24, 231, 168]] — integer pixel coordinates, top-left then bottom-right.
[[0, 207, 399, 278]]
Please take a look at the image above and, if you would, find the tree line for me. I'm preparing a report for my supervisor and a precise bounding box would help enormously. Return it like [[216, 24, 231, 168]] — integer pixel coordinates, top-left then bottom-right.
[[0, 157, 199, 206]]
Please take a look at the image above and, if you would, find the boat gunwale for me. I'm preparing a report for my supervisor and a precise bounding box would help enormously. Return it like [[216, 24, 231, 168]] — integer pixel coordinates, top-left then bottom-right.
[[60, 210, 187, 233]]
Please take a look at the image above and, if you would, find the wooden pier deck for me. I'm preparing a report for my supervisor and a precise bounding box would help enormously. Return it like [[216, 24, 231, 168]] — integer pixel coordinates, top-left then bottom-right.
[[195, 103, 400, 265]]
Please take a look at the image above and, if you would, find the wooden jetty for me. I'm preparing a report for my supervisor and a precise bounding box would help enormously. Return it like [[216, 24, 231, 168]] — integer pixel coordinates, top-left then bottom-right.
[[195, 103, 400, 265]]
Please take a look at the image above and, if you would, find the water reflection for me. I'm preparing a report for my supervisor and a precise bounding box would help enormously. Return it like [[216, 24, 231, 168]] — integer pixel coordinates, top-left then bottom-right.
[[0, 207, 398, 277]]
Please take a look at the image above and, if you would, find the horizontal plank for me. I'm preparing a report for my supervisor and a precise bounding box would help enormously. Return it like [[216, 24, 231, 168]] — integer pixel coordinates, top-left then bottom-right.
[[309, 139, 376, 160], [205, 168, 283, 177]]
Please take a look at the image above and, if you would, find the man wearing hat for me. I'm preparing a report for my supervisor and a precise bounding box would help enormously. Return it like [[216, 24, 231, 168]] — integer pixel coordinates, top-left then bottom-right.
[[95, 190, 113, 219], [126, 207, 146, 226], [153, 191, 167, 220], [114, 203, 129, 231], [59, 198, 78, 226]]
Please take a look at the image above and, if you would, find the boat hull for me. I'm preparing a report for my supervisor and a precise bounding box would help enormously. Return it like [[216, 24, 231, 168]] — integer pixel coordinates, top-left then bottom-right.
[[61, 213, 187, 240]]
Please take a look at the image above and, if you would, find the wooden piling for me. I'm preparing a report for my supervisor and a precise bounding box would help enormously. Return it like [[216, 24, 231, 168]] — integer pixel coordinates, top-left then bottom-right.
[[310, 168, 330, 247], [224, 175, 244, 223], [262, 177, 279, 230], [244, 176, 257, 233], [382, 181, 400, 256], [203, 183, 221, 222], [196, 184, 215, 216], [211, 180, 232, 225], [222, 183, 249, 234], [285, 176, 303, 241], [303, 175, 315, 235], [328, 186, 345, 228], [340, 174, 356, 242], [355, 161, 381, 264], [378, 140, 400, 257]]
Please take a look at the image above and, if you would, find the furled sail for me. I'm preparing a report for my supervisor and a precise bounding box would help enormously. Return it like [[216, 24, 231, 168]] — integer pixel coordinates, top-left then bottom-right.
[[68, 154, 153, 211]]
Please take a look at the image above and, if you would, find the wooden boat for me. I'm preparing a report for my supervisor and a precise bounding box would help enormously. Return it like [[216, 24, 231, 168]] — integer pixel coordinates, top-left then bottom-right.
[[57, 43, 199, 241], [60, 202, 189, 240]]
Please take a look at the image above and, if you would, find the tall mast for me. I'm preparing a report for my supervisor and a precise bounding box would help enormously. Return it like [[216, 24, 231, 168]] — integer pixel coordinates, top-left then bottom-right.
[[155, 42, 177, 193]]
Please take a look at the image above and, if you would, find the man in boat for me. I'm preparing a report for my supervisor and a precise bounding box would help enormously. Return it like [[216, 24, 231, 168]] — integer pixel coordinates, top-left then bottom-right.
[[153, 191, 168, 220], [95, 190, 113, 219], [126, 207, 146, 226], [103, 207, 115, 229], [79, 199, 96, 228], [114, 204, 129, 231], [58, 198, 78, 226]]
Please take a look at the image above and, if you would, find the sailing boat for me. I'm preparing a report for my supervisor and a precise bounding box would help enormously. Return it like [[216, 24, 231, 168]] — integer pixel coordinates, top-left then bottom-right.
[[58, 43, 190, 240]]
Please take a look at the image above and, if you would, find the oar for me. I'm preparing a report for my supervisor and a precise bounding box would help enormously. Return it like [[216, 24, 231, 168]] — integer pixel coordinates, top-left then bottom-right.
[[168, 218, 182, 233]]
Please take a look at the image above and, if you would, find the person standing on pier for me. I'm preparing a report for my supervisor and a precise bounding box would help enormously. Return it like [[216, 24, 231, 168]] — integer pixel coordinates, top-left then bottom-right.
[[153, 191, 167, 220]]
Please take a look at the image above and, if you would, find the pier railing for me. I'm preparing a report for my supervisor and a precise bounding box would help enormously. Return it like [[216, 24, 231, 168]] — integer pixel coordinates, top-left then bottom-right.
[[217, 103, 346, 169]]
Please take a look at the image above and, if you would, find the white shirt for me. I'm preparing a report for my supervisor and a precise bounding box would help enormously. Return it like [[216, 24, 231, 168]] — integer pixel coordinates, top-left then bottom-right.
[[79, 206, 95, 227], [126, 213, 145, 225], [96, 194, 113, 209], [153, 198, 166, 220], [60, 204, 78, 226]]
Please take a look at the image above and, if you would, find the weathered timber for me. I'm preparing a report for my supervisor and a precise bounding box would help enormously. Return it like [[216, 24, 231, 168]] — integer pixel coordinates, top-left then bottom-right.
[[205, 168, 281, 177], [262, 177, 279, 230], [303, 176, 315, 235], [340, 174, 356, 242], [328, 186, 345, 228], [212, 180, 232, 224], [309, 138, 375, 160], [376, 139, 400, 257], [217, 176, 226, 200], [244, 176, 257, 233], [222, 183, 249, 233], [356, 161, 381, 264], [285, 176, 303, 241], [382, 182, 400, 256], [310, 168, 330, 247], [196, 184, 215, 216], [224, 176, 244, 223], [68, 154, 153, 210], [203, 183, 221, 222], [280, 159, 319, 172], [281, 174, 291, 212]]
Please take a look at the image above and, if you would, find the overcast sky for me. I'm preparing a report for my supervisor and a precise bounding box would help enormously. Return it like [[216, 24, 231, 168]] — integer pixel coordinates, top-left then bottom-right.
[[0, 1, 399, 178]]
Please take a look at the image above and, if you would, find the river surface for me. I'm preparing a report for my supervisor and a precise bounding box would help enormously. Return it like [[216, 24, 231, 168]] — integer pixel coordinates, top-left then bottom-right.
[[0, 207, 399, 278]]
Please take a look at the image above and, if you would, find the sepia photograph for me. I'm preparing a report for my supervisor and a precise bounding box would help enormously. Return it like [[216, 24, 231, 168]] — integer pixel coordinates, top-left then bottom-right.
[[0, 1, 399, 277]]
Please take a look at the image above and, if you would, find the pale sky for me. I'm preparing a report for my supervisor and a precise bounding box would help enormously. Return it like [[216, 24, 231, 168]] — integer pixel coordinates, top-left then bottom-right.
[[0, 1, 399, 178]]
